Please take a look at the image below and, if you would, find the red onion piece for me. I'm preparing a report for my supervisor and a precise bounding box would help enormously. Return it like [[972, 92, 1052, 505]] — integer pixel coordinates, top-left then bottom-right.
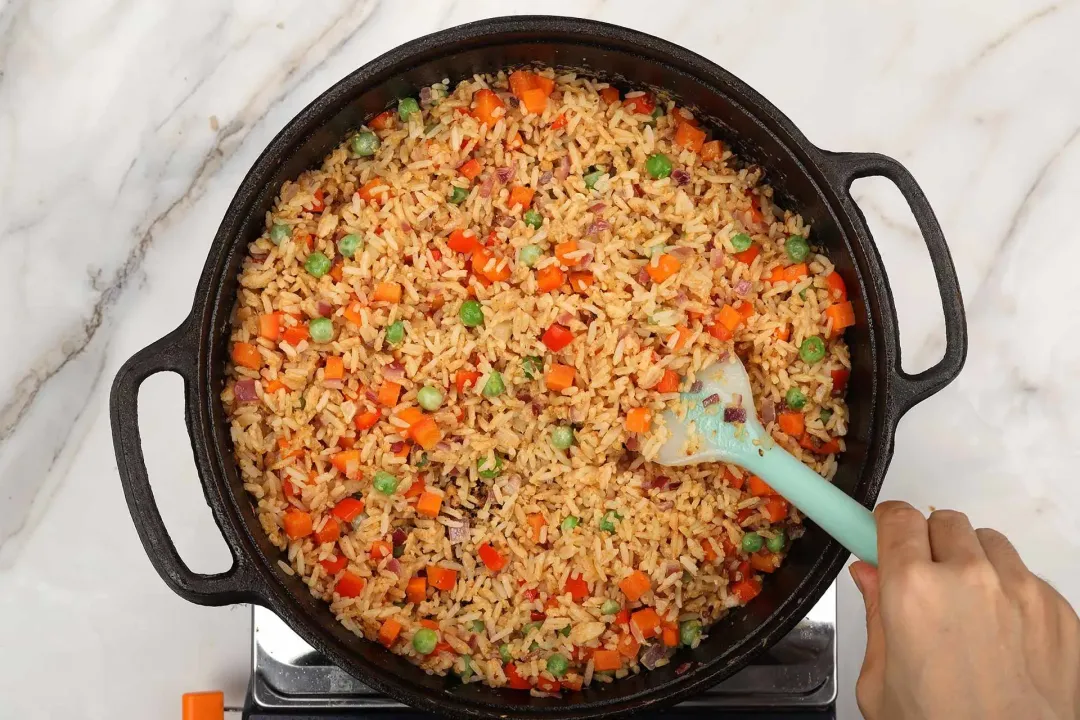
[[588, 202, 606, 213], [447, 522, 470, 544], [539, 170, 553, 185], [435, 441, 452, 452], [531, 611, 547, 621], [761, 399, 777, 425], [419, 86, 433, 105], [641, 643, 667, 670], [496, 166, 513, 183], [675, 661, 692, 676], [724, 406, 747, 423], [689, 380, 703, 394], [734, 278, 752, 295], [556, 155, 570, 180], [702, 393, 720, 408], [673, 291, 688, 307], [317, 301, 333, 317], [530, 403, 542, 417], [635, 267, 651, 286], [391, 529, 408, 547], [386, 557, 402, 575], [479, 174, 494, 198], [389, 441, 405, 454], [586, 219, 610, 235], [504, 475, 522, 495], [710, 248, 726, 268], [381, 362, 406, 381], [401, 221, 412, 233], [632, 183, 644, 198], [234, 379, 257, 403], [669, 246, 693, 261], [250, 252, 268, 264], [498, 214, 515, 228], [365, 389, 379, 403], [625, 436, 640, 452], [557, 311, 575, 326], [665, 562, 682, 577], [672, 168, 691, 186], [506, 94, 520, 109]]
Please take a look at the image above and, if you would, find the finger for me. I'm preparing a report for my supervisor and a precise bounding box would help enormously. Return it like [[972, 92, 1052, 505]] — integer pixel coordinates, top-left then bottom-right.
[[927, 510, 985, 565], [850, 561, 885, 718], [874, 501, 931, 571], [975, 528, 1028, 582]]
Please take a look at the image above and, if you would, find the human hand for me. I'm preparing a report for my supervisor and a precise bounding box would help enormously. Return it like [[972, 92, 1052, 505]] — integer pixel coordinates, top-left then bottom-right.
[[850, 501, 1080, 720]]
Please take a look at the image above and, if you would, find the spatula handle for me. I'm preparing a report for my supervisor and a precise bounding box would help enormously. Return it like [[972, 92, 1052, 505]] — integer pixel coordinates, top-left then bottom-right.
[[744, 446, 878, 565]]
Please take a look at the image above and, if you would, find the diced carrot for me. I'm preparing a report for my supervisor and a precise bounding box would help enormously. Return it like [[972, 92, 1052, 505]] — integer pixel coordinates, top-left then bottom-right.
[[343, 301, 364, 326], [593, 649, 622, 671], [646, 254, 681, 283], [751, 551, 782, 574], [330, 449, 360, 478], [369, 539, 392, 560], [508, 185, 535, 209], [562, 675, 583, 692], [536, 675, 561, 693], [231, 342, 262, 370], [662, 622, 679, 647], [778, 411, 805, 437], [616, 608, 631, 625], [536, 264, 565, 293], [295, 233, 314, 251], [717, 304, 744, 332], [723, 467, 745, 490], [504, 662, 533, 689], [674, 121, 706, 153], [332, 497, 365, 523], [549, 113, 568, 130], [471, 246, 512, 282], [702, 537, 719, 564], [761, 496, 789, 523], [337, 434, 356, 450], [313, 517, 341, 545], [783, 263, 809, 283], [554, 239, 579, 266], [409, 416, 441, 450], [733, 244, 760, 264], [455, 369, 481, 394], [324, 356, 344, 380], [568, 271, 595, 293], [373, 282, 402, 303], [403, 476, 426, 500], [630, 608, 662, 639], [478, 543, 507, 572], [731, 578, 762, 603], [508, 70, 537, 99], [506, 131, 523, 150], [825, 301, 856, 335], [825, 271, 848, 301], [736, 301, 755, 322], [354, 409, 380, 430], [259, 313, 282, 341], [766, 266, 787, 284], [416, 491, 443, 518], [378, 618, 403, 647], [265, 379, 286, 394], [283, 509, 313, 539], [357, 177, 389, 204], [427, 566, 457, 591], [625, 407, 652, 434], [707, 319, 733, 341], [370, 111, 394, 130], [406, 576, 427, 604], [472, 88, 505, 128], [394, 441, 411, 458], [521, 87, 548, 114], [671, 324, 691, 352], [623, 92, 655, 116], [320, 554, 347, 575], [459, 158, 482, 181], [283, 324, 309, 346], [774, 324, 791, 341], [541, 323, 574, 352], [617, 631, 641, 659], [544, 364, 576, 392], [600, 86, 620, 105], [309, 189, 325, 212], [526, 513, 547, 543], [329, 261, 343, 283], [831, 367, 850, 396], [748, 475, 778, 497], [447, 228, 479, 253], [419, 619, 440, 631], [532, 74, 555, 95], [377, 381, 402, 407], [335, 571, 366, 598], [656, 369, 680, 394], [701, 139, 723, 161], [619, 570, 651, 602], [395, 406, 425, 428]]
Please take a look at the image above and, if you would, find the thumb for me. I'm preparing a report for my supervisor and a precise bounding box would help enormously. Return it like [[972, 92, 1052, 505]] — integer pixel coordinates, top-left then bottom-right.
[[850, 561, 885, 718]]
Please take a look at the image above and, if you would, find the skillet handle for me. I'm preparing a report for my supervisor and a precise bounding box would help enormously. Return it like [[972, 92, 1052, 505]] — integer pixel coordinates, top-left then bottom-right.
[[110, 319, 262, 606], [821, 151, 968, 416]]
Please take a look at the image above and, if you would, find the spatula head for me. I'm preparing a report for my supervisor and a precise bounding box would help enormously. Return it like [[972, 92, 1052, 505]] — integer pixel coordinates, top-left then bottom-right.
[[655, 355, 771, 467]]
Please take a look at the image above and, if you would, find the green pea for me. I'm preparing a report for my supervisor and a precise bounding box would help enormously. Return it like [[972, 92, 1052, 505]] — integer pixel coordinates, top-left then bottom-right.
[[523, 209, 543, 229], [599, 511, 620, 533], [337, 233, 362, 258], [351, 131, 380, 157], [518, 245, 542, 267], [270, 223, 291, 245], [546, 654, 569, 678], [766, 529, 787, 553], [820, 409, 834, 423], [499, 644, 513, 663], [785, 387, 807, 410], [522, 621, 543, 636], [522, 355, 544, 379], [583, 169, 605, 189], [459, 299, 484, 328], [458, 654, 474, 681], [785, 235, 810, 262], [373, 471, 399, 495], [385, 320, 405, 345], [417, 386, 444, 411], [398, 97, 420, 122], [600, 599, 621, 615], [308, 317, 333, 343], [470, 620, 486, 634], [304, 251, 331, 278], [415, 452, 429, 468], [550, 425, 574, 450], [449, 185, 469, 204], [645, 153, 672, 179], [799, 336, 827, 364], [650, 106, 664, 121], [799, 288, 809, 301], [730, 233, 752, 252], [560, 515, 580, 532], [477, 454, 503, 479], [559, 625, 571, 637], [392, 543, 405, 558], [646, 244, 669, 259], [412, 627, 438, 654], [483, 371, 505, 397], [679, 619, 703, 647], [741, 532, 764, 553]]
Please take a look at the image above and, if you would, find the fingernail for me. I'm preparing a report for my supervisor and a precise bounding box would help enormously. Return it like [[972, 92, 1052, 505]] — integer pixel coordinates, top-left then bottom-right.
[[849, 563, 864, 593]]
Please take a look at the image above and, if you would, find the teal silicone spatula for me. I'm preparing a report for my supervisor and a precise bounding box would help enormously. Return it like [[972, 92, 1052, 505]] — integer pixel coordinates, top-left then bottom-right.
[[655, 354, 878, 565]]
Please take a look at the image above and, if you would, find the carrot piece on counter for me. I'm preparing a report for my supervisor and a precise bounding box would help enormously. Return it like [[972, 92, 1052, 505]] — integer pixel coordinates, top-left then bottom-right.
[[645, 254, 681, 283], [544, 364, 576, 392], [778, 411, 805, 437], [625, 407, 652, 433], [630, 607, 662, 639], [182, 692, 224, 720], [536, 264, 565, 293], [324, 356, 344, 380], [377, 381, 402, 407], [748, 475, 778, 497], [619, 570, 651, 602], [406, 576, 427, 604], [508, 185, 535, 209], [593, 649, 622, 671], [478, 543, 507, 572], [335, 571, 366, 598], [313, 517, 341, 545], [378, 618, 403, 647], [283, 508, 313, 539], [416, 491, 443, 518], [526, 513, 547, 543], [231, 342, 262, 370], [373, 281, 402, 303], [656, 369, 680, 394], [258, 313, 282, 341], [674, 121, 706, 153], [427, 566, 457, 591]]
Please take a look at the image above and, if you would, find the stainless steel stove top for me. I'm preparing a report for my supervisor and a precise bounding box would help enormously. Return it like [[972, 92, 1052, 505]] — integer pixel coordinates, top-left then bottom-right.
[[246, 584, 835, 716]]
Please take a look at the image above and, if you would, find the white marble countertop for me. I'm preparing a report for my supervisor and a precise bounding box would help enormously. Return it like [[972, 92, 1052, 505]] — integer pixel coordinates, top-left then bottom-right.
[[2, 1, 1078, 717]]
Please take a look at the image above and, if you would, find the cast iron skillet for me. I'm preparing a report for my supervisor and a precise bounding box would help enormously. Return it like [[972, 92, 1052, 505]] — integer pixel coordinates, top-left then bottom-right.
[[110, 16, 966, 718]]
